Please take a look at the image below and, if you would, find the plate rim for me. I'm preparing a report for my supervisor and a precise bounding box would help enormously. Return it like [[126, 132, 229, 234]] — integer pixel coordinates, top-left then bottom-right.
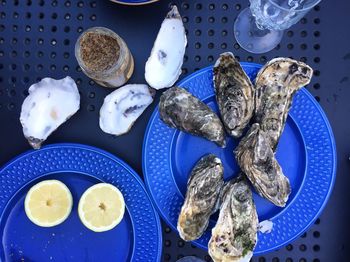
[[0, 143, 163, 262], [142, 63, 337, 254]]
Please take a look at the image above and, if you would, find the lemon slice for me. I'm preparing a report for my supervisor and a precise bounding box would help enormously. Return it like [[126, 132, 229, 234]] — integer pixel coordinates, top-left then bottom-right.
[[78, 183, 125, 232], [24, 180, 73, 227]]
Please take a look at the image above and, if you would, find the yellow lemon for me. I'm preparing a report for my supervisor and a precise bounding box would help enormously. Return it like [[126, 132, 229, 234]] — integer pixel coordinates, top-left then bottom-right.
[[24, 180, 73, 227], [78, 183, 125, 232]]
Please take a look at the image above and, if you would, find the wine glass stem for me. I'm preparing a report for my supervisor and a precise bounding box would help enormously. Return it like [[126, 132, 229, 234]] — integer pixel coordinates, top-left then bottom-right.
[[250, 18, 270, 37]]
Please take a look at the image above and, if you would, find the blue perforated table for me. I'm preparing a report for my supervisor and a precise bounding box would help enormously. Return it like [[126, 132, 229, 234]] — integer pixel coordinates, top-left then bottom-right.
[[0, 0, 349, 261]]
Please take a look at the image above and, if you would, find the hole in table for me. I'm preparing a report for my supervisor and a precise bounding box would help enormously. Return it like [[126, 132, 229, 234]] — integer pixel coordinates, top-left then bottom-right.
[[195, 3, 202, 10], [195, 29, 201, 36]]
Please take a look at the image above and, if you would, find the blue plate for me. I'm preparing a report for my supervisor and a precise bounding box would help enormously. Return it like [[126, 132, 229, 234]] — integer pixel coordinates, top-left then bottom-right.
[[142, 64, 337, 255], [0, 143, 162, 262]]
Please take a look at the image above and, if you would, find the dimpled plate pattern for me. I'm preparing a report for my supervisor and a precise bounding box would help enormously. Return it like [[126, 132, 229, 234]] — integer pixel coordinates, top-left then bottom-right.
[[0, 143, 162, 262], [143, 64, 336, 255]]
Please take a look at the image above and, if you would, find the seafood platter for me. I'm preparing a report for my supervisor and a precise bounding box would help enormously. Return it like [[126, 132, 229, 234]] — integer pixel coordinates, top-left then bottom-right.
[[0, 3, 336, 262]]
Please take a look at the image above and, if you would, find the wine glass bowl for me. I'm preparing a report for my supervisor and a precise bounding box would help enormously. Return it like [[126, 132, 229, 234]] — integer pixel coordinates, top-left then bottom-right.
[[234, 0, 321, 53]]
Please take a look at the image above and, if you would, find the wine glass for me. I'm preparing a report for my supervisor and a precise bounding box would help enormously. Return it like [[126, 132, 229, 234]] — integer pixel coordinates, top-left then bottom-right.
[[234, 0, 321, 54]]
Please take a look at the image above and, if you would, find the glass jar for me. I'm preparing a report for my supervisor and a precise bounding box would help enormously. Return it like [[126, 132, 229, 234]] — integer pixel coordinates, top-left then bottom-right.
[[75, 27, 134, 88]]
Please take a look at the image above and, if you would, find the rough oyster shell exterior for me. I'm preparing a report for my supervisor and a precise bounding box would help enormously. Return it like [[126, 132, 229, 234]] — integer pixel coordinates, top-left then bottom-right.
[[159, 87, 226, 147], [177, 154, 224, 241], [254, 58, 313, 150], [214, 52, 255, 138], [235, 124, 291, 207], [208, 175, 258, 262]]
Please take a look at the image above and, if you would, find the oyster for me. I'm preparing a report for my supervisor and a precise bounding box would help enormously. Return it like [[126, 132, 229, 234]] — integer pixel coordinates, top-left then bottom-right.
[[255, 58, 313, 150], [159, 87, 226, 147], [145, 5, 187, 90], [99, 84, 155, 136], [213, 52, 255, 138], [208, 175, 258, 262], [235, 124, 291, 207], [177, 154, 224, 241], [20, 77, 80, 149]]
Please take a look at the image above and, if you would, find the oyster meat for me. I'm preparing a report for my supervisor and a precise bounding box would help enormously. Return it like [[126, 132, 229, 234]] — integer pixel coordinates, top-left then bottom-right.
[[209, 175, 258, 262], [235, 124, 291, 207], [20, 76, 80, 149], [213, 52, 255, 138], [255, 58, 313, 150], [177, 154, 224, 241], [159, 87, 226, 147], [145, 5, 187, 90], [99, 84, 155, 136]]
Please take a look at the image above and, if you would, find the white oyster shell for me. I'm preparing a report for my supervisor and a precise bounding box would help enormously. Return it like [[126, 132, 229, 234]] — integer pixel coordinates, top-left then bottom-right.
[[258, 220, 273, 234], [145, 5, 187, 90], [99, 84, 154, 136], [20, 76, 80, 149]]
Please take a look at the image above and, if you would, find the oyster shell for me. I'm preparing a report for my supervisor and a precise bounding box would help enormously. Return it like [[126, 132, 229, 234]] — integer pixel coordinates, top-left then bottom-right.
[[255, 58, 313, 150], [208, 175, 258, 262], [145, 5, 187, 90], [177, 154, 224, 241], [159, 87, 226, 147], [213, 52, 255, 138], [99, 84, 155, 136], [235, 124, 291, 207], [20, 76, 80, 149]]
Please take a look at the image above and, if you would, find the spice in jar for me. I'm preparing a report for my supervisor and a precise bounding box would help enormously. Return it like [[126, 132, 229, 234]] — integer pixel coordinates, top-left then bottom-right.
[[75, 27, 134, 88]]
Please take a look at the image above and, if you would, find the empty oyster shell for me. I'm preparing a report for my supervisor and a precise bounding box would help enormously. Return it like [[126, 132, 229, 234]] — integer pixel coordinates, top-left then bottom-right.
[[99, 84, 154, 136], [145, 5, 187, 90], [159, 86, 226, 147], [20, 77, 80, 149], [208, 175, 258, 262], [213, 52, 255, 138], [235, 124, 291, 207], [177, 154, 224, 241], [255, 58, 313, 150]]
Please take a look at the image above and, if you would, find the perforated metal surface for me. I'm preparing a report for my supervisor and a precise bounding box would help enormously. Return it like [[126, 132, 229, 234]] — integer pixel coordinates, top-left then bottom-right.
[[0, 0, 348, 261]]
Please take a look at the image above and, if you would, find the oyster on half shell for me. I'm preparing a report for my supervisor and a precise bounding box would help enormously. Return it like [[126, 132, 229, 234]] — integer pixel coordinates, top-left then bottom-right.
[[145, 5, 187, 90], [255, 57, 313, 150], [208, 175, 258, 262], [20, 76, 80, 149], [99, 84, 155, 136], [235, 123, 291, 207], [159, 87, 226, 147], [213, 52, 255, 138], [177, 154, 224, 241]]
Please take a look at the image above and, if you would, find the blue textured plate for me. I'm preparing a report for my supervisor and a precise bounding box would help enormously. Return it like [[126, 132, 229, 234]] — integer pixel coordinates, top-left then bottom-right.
[[0, 143, 162, 262], [143, 64, 336, 255]]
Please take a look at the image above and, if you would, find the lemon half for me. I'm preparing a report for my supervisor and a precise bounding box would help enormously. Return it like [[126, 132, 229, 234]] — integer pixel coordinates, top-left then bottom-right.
[[78, 183, 125, 232], [24, 180, 73, 227]]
